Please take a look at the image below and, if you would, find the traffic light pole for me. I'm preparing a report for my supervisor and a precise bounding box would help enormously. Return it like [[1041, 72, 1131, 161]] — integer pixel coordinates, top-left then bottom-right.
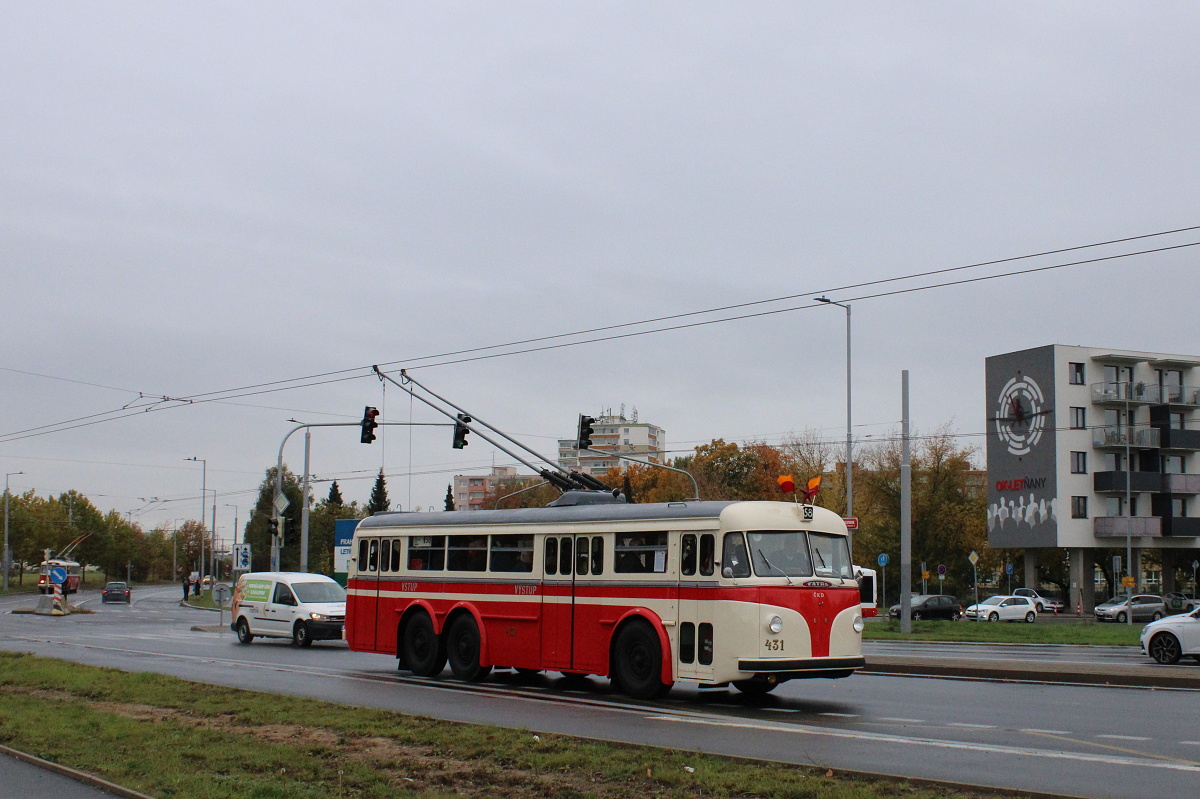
[[272, 420, 448, 571]]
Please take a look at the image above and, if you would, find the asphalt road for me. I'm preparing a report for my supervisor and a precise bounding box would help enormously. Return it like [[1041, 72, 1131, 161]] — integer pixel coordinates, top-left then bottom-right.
[[3, 585, 1199, 799]]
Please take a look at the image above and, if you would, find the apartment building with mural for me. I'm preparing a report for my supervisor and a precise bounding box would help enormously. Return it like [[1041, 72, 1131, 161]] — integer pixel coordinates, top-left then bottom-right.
[[986, 344, 1200, 611]]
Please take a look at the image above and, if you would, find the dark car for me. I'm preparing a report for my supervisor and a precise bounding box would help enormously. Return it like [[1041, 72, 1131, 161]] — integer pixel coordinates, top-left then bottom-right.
[[888, 594, 961, 621], [101, 581, 131, 604]]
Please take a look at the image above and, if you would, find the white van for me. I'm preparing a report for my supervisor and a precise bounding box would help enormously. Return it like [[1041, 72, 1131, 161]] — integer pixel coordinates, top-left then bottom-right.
[[230, 572, 346, 647]]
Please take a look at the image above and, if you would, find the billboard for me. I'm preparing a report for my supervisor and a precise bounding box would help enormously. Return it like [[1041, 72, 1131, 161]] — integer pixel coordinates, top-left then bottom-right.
[[333, 518, 359, 585], [986, 346, 1058, 548]]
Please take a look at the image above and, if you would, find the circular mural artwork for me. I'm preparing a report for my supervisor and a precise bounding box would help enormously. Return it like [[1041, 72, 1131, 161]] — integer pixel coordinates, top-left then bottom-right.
[[994, 375, 1048, 456]]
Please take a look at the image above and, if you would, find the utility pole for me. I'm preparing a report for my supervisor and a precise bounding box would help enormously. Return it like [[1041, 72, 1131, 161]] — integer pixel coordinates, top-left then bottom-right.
[[900, 371, 912, 634]]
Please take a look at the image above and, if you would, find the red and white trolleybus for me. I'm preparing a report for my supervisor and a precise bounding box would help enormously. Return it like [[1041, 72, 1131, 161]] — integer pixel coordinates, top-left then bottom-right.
[[346, 492, 865, 698]]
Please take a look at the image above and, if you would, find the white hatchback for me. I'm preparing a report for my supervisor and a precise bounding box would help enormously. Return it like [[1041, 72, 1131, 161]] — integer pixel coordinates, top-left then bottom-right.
[[963, 595, 1037, 623], [1140, 607, 1200, 665]]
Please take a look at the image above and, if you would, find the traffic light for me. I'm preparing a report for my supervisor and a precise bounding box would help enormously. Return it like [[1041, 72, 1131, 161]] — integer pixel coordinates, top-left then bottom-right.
[[360, 406, 380, 444], [267, 516, 280, 541], [452, 413, 471, 449], [576, 414, 596, 450]]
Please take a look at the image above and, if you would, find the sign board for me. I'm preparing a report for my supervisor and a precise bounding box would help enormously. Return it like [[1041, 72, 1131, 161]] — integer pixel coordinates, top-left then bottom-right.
[[1005, 562, 1013, 575], [1121, 576, 1136, 588], [333, 518, 360, 584], [50, 566, 67, 584], [921, 571, 930, 580], [233, 544, 251, 571], [968, 551, 979, 566], [877, 553, 889, 567], [273, 492, 290, 515], [212, 583, 231, 607], [843, 517, 859, 530], [937, 564, 947, 576], [1113, 555, 1122, 575]]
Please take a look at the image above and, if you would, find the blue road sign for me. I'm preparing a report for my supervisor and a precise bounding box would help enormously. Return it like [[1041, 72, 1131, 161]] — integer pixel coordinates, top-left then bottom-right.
[[1005, 562, 1014, 575], [50, 566, 67, 584], [877, 553, 889, 567], [937, 564, 947, 576]]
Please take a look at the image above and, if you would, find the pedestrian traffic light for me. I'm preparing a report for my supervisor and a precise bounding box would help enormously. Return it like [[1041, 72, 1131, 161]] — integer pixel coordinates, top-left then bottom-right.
[[360, 406, 380, 444], [576, 414, 596, 450], [452, 413, 471, 449]]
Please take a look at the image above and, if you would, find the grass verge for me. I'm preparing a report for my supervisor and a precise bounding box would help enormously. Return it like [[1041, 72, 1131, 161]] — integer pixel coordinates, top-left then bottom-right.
[[0, 651, 1034, 799], [863, 619, 1142, 646]]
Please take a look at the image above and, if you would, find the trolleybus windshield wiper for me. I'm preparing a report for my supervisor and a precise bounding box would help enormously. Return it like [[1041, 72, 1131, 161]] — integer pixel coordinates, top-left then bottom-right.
[[755, 549, 797, 585]]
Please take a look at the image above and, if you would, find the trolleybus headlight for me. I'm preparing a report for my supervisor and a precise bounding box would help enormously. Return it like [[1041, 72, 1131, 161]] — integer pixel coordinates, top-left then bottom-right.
[[852, 615, 865, 633], [768, 615, 783, 634]]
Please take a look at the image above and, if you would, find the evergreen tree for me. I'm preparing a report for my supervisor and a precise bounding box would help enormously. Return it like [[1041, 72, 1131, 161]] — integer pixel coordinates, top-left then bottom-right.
[[622, 473, 635, 503], [444, 484, 455, 511], [368, 470, 390, 514], [327, 480, 344, 507]]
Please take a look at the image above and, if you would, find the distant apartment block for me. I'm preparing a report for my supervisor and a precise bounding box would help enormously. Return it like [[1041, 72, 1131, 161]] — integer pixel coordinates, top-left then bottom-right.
[[452, 466, 540, 511], [558, 408, 666, 477]]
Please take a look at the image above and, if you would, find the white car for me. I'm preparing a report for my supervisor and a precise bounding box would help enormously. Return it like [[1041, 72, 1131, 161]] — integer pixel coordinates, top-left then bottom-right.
[[1012, 588, 1064, 614], [963, 595, 1037, 623], [1140, 607, 1200, 665]]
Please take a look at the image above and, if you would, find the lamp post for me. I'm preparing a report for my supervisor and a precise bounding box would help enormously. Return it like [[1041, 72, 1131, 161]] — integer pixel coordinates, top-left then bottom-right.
[[4, 471, 25, 591], [816, 297, 853, 535], [186, 457, 206, 582]]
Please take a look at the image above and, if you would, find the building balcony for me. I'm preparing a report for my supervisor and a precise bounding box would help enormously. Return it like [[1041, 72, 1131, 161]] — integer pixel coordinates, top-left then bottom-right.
[[1158, 428, 1200, 450], [1162, 517, 1200, 537], [1091, 382, 1200, 406], [1093, 516, 1162, 537], [1163, 474, 1200, 494], [1093, 471, 1166, 493], [1092, 426, 1160, 448]]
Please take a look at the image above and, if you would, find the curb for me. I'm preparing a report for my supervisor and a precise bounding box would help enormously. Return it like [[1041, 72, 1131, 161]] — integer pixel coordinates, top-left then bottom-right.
[[863, 657, 1200, 689], [0, 743, 157, 799]]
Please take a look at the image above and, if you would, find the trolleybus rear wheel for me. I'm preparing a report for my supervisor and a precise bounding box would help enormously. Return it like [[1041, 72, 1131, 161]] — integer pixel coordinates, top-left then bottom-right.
[[402, 612, 446, 677], [446, 615, 492, 682]]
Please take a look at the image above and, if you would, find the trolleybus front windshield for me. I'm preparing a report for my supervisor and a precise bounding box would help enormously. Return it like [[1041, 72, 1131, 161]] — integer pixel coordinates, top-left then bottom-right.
[[744, 530, 852, 579]]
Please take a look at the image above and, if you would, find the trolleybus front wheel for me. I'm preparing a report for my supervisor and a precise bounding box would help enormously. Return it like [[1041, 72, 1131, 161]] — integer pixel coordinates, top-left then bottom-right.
[[446, 614, 492, 682], [613, 620, 672, 700], [402, 612, 447, 678]]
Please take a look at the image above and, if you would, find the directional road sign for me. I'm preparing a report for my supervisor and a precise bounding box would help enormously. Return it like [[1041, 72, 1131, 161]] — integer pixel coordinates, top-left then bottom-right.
[[877, 553, 889, 567]]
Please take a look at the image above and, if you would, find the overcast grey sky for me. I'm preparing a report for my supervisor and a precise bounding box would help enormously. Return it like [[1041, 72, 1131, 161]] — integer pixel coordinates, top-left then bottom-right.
[[3, 3, 1198, 539]]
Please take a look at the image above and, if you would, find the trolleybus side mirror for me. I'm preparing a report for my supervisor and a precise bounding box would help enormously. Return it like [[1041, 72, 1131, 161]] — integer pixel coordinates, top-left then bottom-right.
[[722, 566, 733, 579]]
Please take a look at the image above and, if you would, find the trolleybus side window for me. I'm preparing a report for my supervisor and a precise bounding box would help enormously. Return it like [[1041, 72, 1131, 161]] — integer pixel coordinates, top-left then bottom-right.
[[680, 622, 695, 663], [698, 623, 714, 665], [490, 535, 534, 572], [591, 537, 604, 575], [545, 537, 558, 575], [559, 537, 572, 576], [367, 539, 379, 572], [699, 534, 715, 576], [575, 537, 590, 576], [409, 536, 445, 571], [448, 535, 488, 571], [380, 539, 391, 573], [681, 534, 697, 576], [615, 532, 668, 573], [722, 532, 750, 578], [390, 539, 403, 572], [747, 530, 812, 577], [808, 531, 853, 578], [357, 539, 369, 571]]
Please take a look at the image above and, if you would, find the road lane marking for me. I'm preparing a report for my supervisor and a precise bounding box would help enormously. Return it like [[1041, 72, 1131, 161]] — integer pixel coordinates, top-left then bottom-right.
[[879, 717, 924, 723], [1021, 729, 1200, 768], [646, 715, 1200, 773], [1182, 741, 1200, 746], [947, 723, 996, 729], [818, 712, 859, 718], [1097, 734, 1151, 741], [1021, 728, 1071, 735]]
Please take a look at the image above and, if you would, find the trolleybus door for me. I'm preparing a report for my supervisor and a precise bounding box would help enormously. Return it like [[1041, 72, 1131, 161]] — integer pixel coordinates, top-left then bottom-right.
[[676, 532, 716, 681], [540, 535, 574, 669], [350, 537, 382, 651]]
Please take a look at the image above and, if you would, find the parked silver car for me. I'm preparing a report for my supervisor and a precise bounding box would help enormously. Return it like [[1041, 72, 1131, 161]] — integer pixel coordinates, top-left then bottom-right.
[[1012, 588, 1064, 614], [1094, 594, 1166, 623]]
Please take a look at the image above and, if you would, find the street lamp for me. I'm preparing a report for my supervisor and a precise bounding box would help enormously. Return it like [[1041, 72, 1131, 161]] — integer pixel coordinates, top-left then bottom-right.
[[186, 457, 206, 583], [816, 297, 853, 530], [4, 471, 25, 591]]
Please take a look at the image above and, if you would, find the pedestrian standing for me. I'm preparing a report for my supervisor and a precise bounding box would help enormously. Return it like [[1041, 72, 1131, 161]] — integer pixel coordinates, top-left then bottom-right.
[[182, 574, 190, 600]]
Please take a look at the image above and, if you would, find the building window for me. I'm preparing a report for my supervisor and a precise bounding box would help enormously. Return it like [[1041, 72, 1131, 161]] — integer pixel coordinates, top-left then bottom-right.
[[1070, 407, 1086, 429], [1170, 412, 1186, 430], [1106, 496, 1124, 517], [1172, 498, 1188, 517], [1164, 455, 1186, 474], [1070, 452, 1087, 474], [1071, 496, 1088, 519], [1069, 363, 1085, 385]]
